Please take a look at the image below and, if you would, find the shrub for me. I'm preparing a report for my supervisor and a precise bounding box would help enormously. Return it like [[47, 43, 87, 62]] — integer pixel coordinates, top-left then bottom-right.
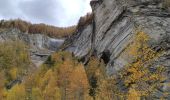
[[77, 13, 93, 31], [163, 0, 170, 8]]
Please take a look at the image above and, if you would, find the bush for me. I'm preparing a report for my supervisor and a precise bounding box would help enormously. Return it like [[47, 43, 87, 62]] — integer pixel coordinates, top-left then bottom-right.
[[77, 13, 93, 31], [163, 0, 170, 8]]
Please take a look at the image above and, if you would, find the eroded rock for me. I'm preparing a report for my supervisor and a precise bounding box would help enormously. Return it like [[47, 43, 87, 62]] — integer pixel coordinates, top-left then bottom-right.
[[63, 0, 170, 98], [0, 28, 64, 67]]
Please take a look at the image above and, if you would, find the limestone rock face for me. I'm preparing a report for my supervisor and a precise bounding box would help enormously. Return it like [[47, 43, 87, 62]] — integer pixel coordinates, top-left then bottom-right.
[[64, 25, 93, 58], [65, 0, 170, 74], [64, 0, 170, 98], [0, 28, 64, 66]]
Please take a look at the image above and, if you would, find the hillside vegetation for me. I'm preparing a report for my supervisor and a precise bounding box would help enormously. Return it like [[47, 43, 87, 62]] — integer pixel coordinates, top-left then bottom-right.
[[0, 40, 32, 99], [0, 19, 76, 38], [163, 0, 170, 8], [77, 13, 93, 31], [0, 13, 93, 38], [1, 51, 91, 100], [0, 32, 168, 100]]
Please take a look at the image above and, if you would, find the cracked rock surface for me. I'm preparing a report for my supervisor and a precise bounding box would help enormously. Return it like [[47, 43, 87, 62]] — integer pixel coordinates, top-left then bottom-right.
[[0, 28, 64, 67], [63, 0, 170, 98]]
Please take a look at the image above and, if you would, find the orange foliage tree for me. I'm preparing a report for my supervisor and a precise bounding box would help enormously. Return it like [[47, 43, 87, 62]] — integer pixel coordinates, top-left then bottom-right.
[[92, 32, 167, 100], [77, 13, 93, 31], [4, 51, 90, 100], [52, 51, 90, 100], [69, 64, 89, 99], [85, 57, 106, 100], [0, 19, 77, 38]]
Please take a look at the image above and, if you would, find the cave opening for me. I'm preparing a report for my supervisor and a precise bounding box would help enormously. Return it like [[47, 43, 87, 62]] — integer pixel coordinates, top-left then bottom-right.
[[100, 50, 110, 64]]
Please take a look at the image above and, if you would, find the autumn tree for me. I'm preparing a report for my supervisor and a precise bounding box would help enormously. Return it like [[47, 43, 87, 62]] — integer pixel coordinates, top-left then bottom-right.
[[0, 19, 77, 38], [6, 84, 26, 100], [12, 51, 89, 100], [58, 63, 73, 100], [44, 51, 90, 99], [77, 13, 93, 31], [0, 38, 104, 100], [121, 32, 166, 99], [0, 71, 5, 99], [98, 32, 167, 99], [0, 40, 31, 89], [85, 57, 106, 100], [69, 64, 89, 100], [163, 0, 170, 8], [40, 69, 61, 100]]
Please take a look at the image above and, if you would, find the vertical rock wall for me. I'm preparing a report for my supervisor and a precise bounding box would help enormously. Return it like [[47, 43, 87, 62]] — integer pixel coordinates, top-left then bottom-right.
[[64, 0, 170, 75]]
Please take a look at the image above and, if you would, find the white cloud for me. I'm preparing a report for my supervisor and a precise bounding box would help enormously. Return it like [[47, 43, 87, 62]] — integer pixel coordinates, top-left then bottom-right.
[[56, 0, 92, 26], [0, 0, 92, 27]]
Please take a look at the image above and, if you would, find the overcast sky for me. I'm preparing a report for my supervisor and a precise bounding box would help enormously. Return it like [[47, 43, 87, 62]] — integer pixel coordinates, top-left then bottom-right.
[[0, 0, 92, 27]]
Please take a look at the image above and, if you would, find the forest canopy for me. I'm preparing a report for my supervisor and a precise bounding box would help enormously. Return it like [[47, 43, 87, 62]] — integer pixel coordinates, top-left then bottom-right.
[[0, 19, 77, 38]]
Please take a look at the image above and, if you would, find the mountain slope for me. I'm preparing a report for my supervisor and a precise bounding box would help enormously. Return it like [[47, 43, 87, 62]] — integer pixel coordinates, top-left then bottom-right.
[[63, 0, 170, 98], [0, 28, 64, 66], [0, 19, 76, 38], [64, 0, 170, 75]]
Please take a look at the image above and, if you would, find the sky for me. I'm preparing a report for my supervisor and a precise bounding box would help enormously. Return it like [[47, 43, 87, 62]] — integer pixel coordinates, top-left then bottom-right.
[[0, 0, 92, 27]]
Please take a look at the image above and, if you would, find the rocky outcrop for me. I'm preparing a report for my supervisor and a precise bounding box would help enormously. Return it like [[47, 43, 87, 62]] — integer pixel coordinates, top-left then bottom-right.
[[64, 0, 170, 98], [0, 0, 169, 98], [64, 0, 170, 74], [0, 28, 64, 66], [63, 0, 170, 97]]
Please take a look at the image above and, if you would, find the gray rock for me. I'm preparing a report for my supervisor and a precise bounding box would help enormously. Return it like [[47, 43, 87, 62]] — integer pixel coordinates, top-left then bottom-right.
[[64, 0, 170, 98], [0, 28, 64, 67], [65, 0, 170, 74]]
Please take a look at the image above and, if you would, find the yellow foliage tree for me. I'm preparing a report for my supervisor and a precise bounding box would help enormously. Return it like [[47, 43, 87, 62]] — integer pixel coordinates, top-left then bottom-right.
[[122, 32, 166, 98], [31, 88, 43, 100], [69, 64, 89, 99], [0, 40, 30, 86], [6, 84, 26, 100], [19, 51, 89, 100], [41, 69, 61, 100], [95, 32, 167, 99], [127, 87, 140, 100], [0, 71, 5, 99], [57, 59, 74, 100], [9, 68, 18, 80], [86, 57, 106, 100], [0, 19, 77, 38]]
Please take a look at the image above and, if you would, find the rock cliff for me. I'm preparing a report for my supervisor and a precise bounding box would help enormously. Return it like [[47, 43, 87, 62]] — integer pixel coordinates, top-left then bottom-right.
[[64, 0, 170, 75], [62, 1, 170, 97], [0, 28, 64, 66]]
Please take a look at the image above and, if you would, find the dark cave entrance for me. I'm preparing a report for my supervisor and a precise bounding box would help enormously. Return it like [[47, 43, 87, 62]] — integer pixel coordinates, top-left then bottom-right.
[[100, 50, 110, 64]]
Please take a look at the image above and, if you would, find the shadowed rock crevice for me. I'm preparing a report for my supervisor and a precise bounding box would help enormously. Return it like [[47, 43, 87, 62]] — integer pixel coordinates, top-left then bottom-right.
[[100, 50, 111, 64]]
